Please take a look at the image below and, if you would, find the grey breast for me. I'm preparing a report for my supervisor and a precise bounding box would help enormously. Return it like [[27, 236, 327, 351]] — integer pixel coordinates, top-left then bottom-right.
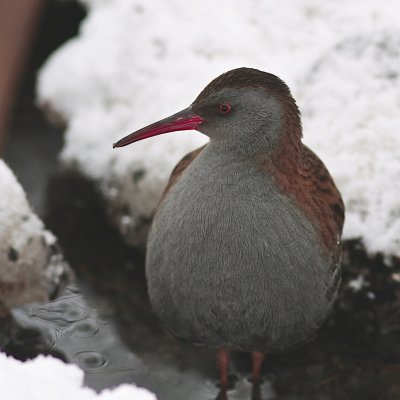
[[146, 145, 337, 353]]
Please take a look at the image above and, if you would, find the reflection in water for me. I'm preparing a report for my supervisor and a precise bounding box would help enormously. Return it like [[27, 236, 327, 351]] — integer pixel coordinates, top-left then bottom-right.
[[8, 172, 400, 400]]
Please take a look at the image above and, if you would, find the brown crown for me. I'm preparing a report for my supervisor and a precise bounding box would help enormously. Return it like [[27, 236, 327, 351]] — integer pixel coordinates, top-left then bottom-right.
[[195, 67, 294, 102]]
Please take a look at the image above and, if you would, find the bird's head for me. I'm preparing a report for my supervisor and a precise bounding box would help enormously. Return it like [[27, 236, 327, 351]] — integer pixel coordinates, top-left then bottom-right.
[[114, 68, 302, 156]]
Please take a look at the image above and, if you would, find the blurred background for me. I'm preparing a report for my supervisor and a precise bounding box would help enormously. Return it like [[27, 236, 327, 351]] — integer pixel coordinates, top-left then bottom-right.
[[1, 0, 86, 213]]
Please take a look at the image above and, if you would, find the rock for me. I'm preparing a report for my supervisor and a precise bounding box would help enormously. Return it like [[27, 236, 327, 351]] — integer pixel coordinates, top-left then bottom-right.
[[0, 160, 71, 316]]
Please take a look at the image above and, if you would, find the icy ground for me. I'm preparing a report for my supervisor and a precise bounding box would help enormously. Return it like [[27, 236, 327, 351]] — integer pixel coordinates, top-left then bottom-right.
[[37, 0, 400, 255], [0, 353, 156, 400]]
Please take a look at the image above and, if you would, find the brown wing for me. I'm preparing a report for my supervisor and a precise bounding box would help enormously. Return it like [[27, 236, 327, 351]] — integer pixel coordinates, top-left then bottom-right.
[[158, 145, 206, 206], [301, 145, 345, 243], [271, 144, 345, 266], [301, 146, 345, 304]]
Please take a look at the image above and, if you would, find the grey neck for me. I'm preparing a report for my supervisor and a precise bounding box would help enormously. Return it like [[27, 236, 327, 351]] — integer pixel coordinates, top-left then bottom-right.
[[182, 140, 272, 193], [209, 122, 282, 159]]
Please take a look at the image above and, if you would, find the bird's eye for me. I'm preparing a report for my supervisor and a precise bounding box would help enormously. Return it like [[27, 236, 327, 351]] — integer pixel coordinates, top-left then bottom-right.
[[218, 103, 232, 115]]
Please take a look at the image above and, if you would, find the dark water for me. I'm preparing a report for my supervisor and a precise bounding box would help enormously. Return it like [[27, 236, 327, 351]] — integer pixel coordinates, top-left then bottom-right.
[[13, 286, 228, 400], [4, 172, 400, 400]]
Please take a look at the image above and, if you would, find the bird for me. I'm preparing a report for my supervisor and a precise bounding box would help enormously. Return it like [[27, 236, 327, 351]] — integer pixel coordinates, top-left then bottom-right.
[[113, 67, 345, 390]]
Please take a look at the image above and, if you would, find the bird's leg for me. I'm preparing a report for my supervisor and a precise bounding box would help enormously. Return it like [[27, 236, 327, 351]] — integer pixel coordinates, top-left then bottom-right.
[[216, 348, 230, 388], [251, 352, 265, 383], [0, 300, 10, 318]]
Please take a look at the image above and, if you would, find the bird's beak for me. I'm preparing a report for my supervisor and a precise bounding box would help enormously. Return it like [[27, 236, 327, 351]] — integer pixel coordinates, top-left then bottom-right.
[[113, 107, 204, 148]]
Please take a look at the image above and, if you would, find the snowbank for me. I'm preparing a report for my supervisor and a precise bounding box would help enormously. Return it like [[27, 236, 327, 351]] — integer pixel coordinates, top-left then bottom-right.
[[0, 352, 156, 400], [300, 32, 400, 257], [37, 0, 400, 257], [0, 160, 70, 314]]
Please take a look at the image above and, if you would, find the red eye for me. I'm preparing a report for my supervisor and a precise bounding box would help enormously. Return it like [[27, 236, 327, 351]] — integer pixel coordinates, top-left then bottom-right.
[[218, 103, 232, 115]]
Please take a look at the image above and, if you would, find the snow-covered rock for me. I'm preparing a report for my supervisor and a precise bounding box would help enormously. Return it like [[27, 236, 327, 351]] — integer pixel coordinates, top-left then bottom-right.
[[0, 352, 156, 399], [37, 0, 400, 257], [0, 160, 70, 316]]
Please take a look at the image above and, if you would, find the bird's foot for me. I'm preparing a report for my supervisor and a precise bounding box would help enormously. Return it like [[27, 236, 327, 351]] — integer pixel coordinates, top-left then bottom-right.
[[215, 387, 229, 400], [250, 351, 265, 384], [251, 380, 262, 400]]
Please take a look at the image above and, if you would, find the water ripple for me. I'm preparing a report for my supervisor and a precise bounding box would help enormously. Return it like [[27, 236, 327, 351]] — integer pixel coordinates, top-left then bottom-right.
[[75, 350, 107, 371], [64, 319, 100, 338]]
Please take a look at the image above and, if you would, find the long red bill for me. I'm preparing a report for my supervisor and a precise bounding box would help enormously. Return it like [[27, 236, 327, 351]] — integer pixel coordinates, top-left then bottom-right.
[[113, 107, 204, 148]]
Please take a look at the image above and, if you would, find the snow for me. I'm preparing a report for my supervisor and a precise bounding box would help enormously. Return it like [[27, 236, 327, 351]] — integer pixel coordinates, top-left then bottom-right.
[[0, 160, 69, 311], [0, 352, 156, 400], [37, 0, 400, 257], [348, 275, 367, 292], [301, 32, 400, 257]]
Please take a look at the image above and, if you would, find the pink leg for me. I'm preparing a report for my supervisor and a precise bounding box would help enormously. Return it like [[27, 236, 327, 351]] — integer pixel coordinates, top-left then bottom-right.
[[216, 348, 230, 388], [252, 352, 265, 382]]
